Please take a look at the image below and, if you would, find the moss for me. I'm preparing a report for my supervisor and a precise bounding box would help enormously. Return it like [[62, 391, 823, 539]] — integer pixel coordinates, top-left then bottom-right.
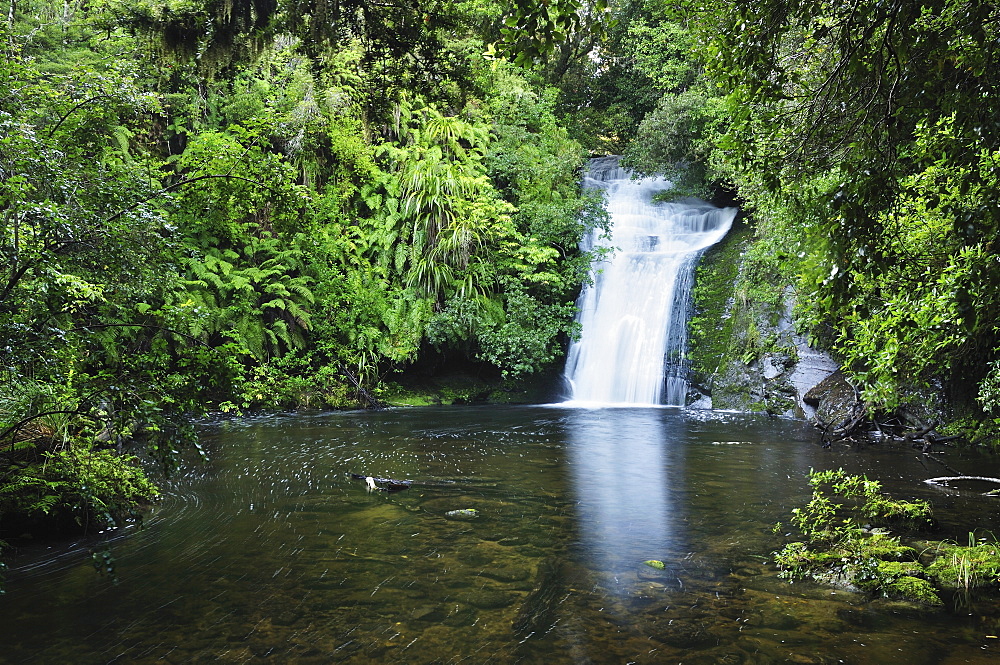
[[925, 539, 1000, 590], [884, 574, 943, 605], [852, 560, 941, 604], [860, 533, 917, 560], [938, 416, 1000, 449], [775, 470, 949, 604], [777, 473, 1000, 606], [774, 540, 840, 572], [687, 216, 803, 411], [381, 371, 496, 407], [378, 386, 440, 407], [874, 560, 924, 578], [688, 222, 751, 383], [864, 497, 936, 531]]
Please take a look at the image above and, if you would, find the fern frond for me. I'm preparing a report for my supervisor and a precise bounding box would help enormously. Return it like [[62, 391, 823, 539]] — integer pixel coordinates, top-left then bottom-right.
[[260, 297, 287, 311], [286, 282, 314, 302]]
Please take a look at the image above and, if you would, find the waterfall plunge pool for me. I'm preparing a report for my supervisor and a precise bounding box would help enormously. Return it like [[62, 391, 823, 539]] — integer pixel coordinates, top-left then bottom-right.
[[1, 406, 999, 664]]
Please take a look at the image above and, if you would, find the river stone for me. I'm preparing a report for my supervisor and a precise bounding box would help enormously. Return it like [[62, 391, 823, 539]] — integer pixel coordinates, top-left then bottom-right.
[[272, 610, 301, 626], [689, 394, 713, 409], [476, 562, 532, 583], [835, 606, 890, 629], [682, 647, 747, 665], [460, 586, 516, 610], [457, 549, 494, 566], [660, 619, 716, 648], [803, 370, 858, 429], [441, 605, 479, 626], [443, 577, 473, 590], [762, 354, 785, 379], [754, 604, 804, 630], [410, 605, 445, 622]]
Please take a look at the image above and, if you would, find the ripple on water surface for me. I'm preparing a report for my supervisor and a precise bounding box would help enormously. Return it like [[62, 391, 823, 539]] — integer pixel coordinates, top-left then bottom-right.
[[1, 405, 999, 664]]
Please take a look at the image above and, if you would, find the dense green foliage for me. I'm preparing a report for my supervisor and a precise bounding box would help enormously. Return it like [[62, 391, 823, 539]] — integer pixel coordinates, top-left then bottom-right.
[[1, 0, 607, 547], [6, 0, 1000, 581], [621, 0, 1000, 433]]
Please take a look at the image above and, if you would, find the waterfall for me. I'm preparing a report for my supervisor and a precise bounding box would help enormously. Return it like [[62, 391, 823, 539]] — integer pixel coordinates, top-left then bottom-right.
[[563, 157, 737, 406]]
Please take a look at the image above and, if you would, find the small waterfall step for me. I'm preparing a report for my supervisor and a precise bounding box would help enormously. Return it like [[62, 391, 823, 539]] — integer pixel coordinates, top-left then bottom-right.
[[563, 157, 737, 406]]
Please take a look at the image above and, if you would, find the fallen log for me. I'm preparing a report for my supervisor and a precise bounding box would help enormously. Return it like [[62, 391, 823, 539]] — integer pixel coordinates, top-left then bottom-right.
[[349, 473, 412, 491], [923, 476, 1000, 495], [338, 363, 385, 410]]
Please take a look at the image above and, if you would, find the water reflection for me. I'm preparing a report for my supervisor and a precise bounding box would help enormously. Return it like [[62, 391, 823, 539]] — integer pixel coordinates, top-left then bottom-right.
[[565, 408, 683, 588], [1, 406, 999, 664]]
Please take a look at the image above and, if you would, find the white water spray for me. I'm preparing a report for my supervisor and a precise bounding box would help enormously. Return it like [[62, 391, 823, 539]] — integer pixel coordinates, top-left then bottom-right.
[[564, 157, 737, 406]]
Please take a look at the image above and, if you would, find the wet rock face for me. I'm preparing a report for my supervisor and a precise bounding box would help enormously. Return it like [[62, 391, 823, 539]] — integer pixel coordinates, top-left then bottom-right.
[[803, 371, 859, 430], [708, 356, 797, 415], [697, 339, 822, 419], [686, 250, 841, 418], [685, 220, 844, 420]]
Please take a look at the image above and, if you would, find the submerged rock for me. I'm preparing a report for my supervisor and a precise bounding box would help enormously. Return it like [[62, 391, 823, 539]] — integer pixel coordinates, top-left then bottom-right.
[[445, 508, 479, 519], [460, 587, 514, 610]]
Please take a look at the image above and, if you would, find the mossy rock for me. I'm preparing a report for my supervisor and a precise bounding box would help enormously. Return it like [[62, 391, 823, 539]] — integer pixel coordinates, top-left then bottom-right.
[[803, 370, 858, 429], [853, 561, 941, 604], [884, 575, 942, 605], [860, 533, 917, 560], [925, 541, 1000, 589], [445, 508, 479, 519]]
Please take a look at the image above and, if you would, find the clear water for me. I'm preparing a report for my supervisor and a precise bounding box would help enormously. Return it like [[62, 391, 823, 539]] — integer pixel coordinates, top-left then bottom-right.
[[564, 158, 736, 405], [1, 406, 999, 664]]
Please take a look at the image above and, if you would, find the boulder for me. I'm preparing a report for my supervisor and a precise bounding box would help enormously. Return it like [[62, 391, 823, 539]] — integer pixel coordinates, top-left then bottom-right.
[[803, 370, 859, 430]]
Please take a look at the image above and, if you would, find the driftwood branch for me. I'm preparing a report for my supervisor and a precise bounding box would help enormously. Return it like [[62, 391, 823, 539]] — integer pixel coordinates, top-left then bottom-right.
[[924, 476, 1000, 496], [921, 450, 967, 477], [0, 408, 87, 446], [338, 363, 385, 410]]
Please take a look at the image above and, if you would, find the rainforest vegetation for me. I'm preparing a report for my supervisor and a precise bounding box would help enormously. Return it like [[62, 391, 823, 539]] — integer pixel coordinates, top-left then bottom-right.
[[3, 0, 1000, 569]]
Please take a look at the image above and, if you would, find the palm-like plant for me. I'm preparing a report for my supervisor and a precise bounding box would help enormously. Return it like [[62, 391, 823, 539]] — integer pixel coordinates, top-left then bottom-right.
[[374, 99, 514, 300]]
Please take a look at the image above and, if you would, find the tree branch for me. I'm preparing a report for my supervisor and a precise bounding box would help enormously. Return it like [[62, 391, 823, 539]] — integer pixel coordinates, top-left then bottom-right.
[[47, 94, 117, 138], [104, 174, 279, 225], [0, 409, 88, 446]]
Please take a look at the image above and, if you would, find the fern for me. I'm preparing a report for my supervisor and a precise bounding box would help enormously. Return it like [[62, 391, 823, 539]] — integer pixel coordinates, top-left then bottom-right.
[[174, 233, 316, 359]]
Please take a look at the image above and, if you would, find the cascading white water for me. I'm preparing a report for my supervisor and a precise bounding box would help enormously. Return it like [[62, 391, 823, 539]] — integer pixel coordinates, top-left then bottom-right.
[[564, 157, 737, 406]]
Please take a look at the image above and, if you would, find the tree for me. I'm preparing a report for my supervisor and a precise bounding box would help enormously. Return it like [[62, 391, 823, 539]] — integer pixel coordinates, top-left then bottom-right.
[[0, 31, 190, 537], [651, 0, 1000, 413]]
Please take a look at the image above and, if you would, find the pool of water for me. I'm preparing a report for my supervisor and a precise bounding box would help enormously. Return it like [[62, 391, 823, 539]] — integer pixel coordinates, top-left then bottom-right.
[[1, 406, 999, 664]]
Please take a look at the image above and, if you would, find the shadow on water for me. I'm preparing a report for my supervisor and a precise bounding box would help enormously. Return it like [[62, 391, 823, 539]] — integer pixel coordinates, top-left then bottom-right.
[[1, 405, 999, 664]]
